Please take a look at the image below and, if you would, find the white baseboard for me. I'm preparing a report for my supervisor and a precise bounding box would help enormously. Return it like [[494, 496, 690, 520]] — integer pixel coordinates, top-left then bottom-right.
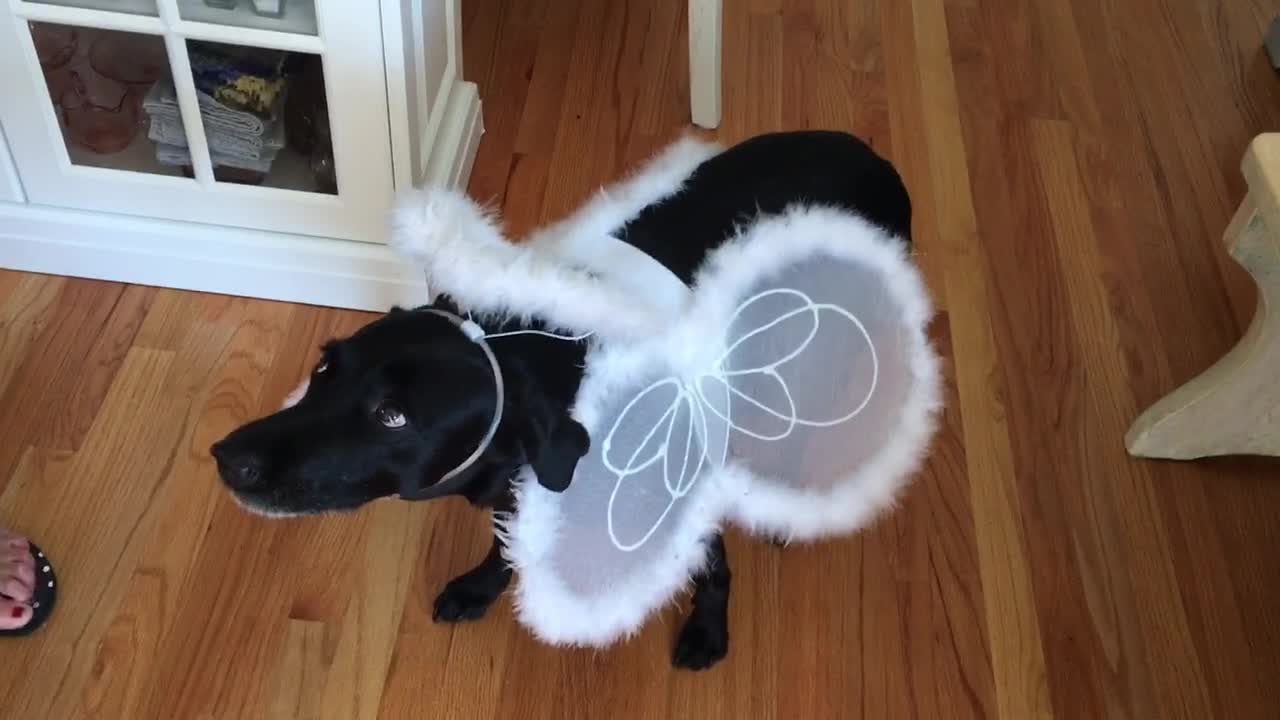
[[0, 87, 485, 312], [0, 202, 430, 311]]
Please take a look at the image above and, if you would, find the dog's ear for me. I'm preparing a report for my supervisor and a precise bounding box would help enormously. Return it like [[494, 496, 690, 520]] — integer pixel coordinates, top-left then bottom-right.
[[524, 414, 589, 492], [509, 364, 589, 492]]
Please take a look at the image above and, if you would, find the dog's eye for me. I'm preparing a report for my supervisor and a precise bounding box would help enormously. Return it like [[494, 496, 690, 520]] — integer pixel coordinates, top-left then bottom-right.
[[314, 360, 328, 375], [375, 402, 407, 429]]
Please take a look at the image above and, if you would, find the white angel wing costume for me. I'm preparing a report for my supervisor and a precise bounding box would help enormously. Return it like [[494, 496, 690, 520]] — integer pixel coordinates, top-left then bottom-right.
[[391, 137, 942, 649]]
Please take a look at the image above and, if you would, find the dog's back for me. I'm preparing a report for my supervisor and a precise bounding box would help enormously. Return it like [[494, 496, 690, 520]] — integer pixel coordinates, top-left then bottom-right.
[[615, 131, 911, 284]]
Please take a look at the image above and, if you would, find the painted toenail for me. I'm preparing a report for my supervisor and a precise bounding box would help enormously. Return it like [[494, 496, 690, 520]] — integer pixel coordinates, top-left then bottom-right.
[[10, 606, 23, 618]]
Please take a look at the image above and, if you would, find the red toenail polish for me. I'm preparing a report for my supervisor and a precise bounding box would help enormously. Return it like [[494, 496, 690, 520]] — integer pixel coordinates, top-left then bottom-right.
[[10, 606, 24, 618]]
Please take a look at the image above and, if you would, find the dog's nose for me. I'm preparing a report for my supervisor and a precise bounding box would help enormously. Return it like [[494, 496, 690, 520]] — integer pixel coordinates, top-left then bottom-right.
[[211, 443, 264, 490]]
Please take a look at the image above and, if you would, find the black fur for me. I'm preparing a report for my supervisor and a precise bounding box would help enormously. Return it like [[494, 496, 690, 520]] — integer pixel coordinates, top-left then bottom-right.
[[618, 130, 910, 283], [675, 533, 731, 669], [433, 534, 514, 623], [211, 130, 911, 670]]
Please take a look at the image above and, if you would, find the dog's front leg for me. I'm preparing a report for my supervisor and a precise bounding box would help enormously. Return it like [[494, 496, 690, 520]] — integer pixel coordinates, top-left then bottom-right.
[[432, 532, 512, 622], [672, 533, 731, 670]]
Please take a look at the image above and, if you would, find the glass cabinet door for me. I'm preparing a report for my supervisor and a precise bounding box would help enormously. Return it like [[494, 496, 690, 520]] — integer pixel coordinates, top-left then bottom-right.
[[30, 23, 185, 175], [26, 0, 157, 17], [177, 0, 316, 35], [177, 39, 335, 194], [0, 0, 392, 242]]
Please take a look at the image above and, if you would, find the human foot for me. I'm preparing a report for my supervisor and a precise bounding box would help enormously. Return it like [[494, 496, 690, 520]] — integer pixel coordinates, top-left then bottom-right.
[[0, 529, 56, 635], [0, 529, 34, 631]]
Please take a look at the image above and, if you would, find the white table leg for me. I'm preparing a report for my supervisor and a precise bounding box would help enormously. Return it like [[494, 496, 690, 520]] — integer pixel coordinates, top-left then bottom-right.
[[689, 0, 722, 129]]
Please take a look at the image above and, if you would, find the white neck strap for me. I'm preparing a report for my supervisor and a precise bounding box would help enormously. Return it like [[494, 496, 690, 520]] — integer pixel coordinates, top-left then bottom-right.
[[398, 308, 505, 500]]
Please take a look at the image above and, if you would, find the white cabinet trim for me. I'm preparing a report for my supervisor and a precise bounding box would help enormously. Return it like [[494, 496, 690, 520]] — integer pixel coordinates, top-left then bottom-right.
[[381, 0, 460, 189], [0, 121, 23, 203], [0, 76, 483, 311], [1, 200, 430, 310], [0, 0, 394, 241]]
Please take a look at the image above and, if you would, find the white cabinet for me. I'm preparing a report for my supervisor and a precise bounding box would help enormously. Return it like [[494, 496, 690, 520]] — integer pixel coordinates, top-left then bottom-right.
[[0, 0, 482, 310], [0, 123, 23, 203]]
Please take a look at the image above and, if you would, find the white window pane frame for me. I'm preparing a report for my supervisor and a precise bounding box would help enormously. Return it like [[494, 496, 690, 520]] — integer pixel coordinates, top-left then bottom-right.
[[175, 0, 318, 37], [0, 0, 394, 242]]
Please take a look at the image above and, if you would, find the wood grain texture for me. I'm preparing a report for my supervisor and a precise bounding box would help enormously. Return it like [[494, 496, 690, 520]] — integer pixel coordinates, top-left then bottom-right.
[[2, 0, 1279, 717]]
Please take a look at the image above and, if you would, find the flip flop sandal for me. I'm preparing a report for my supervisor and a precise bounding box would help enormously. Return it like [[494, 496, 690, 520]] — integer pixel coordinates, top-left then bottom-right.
[[0, 543, 57, 637]]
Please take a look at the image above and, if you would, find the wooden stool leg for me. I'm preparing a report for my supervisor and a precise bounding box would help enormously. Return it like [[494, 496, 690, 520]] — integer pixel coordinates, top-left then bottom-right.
[[689, 0, 722, 129], [1126, 192, 1280, 459]]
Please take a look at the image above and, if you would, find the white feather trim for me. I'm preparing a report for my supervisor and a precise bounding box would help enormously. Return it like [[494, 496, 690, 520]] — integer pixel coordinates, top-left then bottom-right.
[[388, 134, 722, 340], [525, 134, 723, 257]]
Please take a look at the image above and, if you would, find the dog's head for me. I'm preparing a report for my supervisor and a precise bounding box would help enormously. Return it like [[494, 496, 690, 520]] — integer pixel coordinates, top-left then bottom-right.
[[210, 305, 588, 516]]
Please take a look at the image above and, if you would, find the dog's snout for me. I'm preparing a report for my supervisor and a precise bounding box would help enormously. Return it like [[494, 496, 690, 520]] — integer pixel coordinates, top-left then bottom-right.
[[212, 442, 264, 490]]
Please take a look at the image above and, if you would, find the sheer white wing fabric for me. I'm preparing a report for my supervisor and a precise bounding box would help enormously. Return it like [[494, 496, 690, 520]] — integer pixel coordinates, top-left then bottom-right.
[[501, 351, 731, 647], [504, 207, 942, 648]]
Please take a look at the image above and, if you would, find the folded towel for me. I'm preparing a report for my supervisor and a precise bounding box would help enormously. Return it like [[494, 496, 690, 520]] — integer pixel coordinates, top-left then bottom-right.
[[143, 78, 270, 136], [143, 78, 285, 165], [154, 142, 276, 174], [148, 114, 283, 160]]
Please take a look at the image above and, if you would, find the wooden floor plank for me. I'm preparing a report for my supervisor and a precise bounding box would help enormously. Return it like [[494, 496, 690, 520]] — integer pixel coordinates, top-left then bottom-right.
[[71, 301, 279, 720], [1, 1, 1278, 718], [1033, 118, 1216, 719], [882, 0, 946, 310], [898, 319, 996, 720], [0, 272, 66, 401], [910, 1, 1056, 717], [0, 279, 124, 488], [46, 284, 157, 452]]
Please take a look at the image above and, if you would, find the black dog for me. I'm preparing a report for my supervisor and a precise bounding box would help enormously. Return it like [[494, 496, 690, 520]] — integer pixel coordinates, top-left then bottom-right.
[[211, 130, 911, 670]]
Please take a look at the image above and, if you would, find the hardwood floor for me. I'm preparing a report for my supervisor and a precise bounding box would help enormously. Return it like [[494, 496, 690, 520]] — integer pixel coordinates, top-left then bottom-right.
[[3, 0, 1280, 717]]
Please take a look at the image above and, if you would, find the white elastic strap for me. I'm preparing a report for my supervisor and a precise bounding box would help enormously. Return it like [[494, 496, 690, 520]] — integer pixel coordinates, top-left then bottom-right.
[[403, 308, 588, 499], [417, 309, 506, 491], [540, 233, 693, 317], [485, 328, 594, 341]]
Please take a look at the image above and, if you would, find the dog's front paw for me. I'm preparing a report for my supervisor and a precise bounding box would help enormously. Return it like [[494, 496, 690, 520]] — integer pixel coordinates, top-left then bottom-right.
[[672, 617, 729, 670], [432, 581, 498, 623]]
